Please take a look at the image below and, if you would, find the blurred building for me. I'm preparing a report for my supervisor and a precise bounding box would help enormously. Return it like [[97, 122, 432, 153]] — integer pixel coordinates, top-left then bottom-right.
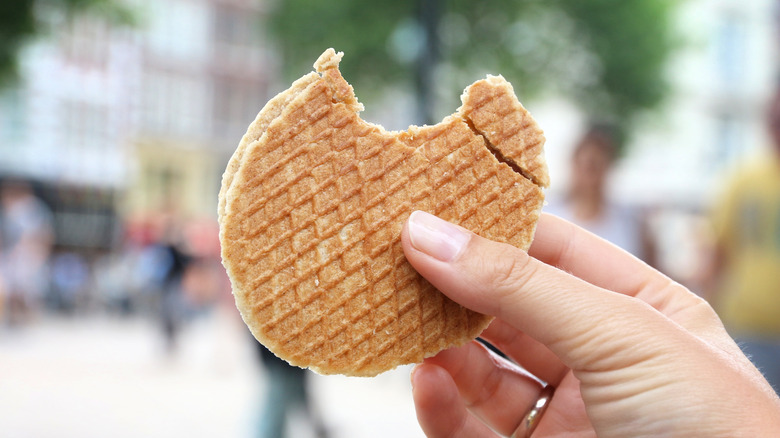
[[615, 0, 778, 208], [615, 0, 779, 285], [532, 0, 780, 286], [0, 0, 273, 252], [127, 0, 272, 220]]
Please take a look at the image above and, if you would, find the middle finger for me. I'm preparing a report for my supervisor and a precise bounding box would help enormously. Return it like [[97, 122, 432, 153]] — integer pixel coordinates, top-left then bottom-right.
[[424, 340, 549, 436], [480, 318, 569, 386]]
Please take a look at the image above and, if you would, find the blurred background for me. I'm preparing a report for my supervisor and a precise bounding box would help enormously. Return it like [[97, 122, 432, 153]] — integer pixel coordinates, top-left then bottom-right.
[[0, 0, 779, 436]]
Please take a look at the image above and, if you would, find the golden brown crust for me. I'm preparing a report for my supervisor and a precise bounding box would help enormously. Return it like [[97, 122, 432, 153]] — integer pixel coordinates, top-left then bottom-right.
[[459, 75, 549, 188], [218, 71, 320, 222], [219, 49, 547, 376]]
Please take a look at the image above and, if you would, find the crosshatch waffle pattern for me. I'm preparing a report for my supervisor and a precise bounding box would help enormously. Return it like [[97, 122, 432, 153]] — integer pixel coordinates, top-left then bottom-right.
[[220, 49, 547, 376], [461, 76, 550, 189], [218, 72, 321, 220]]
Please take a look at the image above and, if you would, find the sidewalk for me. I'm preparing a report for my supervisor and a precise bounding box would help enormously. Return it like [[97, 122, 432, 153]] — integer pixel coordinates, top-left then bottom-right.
[[0, 312, 424, 438]]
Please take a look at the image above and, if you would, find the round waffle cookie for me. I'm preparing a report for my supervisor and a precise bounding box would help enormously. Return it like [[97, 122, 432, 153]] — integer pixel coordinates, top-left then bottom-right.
[[219, 49, 548, 376]]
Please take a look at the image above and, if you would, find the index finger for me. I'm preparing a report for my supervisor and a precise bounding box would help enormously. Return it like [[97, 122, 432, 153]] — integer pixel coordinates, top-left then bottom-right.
[[530, 213, 688, 314]]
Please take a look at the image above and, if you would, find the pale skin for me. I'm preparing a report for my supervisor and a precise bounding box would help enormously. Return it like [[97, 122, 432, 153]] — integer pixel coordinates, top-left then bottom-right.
[[401, 211, 780, 437]]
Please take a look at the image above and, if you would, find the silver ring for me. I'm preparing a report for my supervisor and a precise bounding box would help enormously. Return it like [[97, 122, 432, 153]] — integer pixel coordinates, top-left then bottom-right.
[[512, 384, 555, 438]]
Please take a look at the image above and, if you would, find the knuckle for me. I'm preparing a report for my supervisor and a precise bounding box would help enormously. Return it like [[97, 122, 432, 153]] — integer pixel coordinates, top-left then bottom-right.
[[489, 244, 537, 295], [682, 291, 722, 325], [653, 279, 723, 325]]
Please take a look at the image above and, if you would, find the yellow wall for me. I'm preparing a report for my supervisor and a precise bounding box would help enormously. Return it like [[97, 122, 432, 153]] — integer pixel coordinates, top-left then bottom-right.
[[124, 140, 225, 220]]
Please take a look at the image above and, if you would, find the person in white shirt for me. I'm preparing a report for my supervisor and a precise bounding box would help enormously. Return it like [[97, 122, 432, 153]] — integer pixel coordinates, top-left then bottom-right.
[[545, 125, 656, 265]]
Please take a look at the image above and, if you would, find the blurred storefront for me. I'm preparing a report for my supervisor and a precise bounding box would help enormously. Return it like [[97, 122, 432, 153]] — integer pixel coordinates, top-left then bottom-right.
[[40, 183, 119, 252]]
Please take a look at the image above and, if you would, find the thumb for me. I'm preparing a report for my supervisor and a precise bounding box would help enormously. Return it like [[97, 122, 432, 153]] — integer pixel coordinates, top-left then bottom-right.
[[401, 211, 676, 370]]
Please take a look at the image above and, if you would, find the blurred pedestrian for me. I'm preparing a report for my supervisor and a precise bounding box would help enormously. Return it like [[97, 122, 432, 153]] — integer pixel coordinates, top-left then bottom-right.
[[0, 180, 53, 327], [49, 251, 89, 313], [545, 125, 656, 265], [708, 87, 780, 392], [0, 275, 6, 324], [255, 342, 329, 438], [152, 214, 191, 355]]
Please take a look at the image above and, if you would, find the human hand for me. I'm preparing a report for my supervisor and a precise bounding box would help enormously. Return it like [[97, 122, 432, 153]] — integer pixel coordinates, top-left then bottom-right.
[[401, 211, 780, 437]]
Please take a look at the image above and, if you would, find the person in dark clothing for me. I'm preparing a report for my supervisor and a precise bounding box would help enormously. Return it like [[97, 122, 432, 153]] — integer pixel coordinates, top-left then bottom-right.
[[144, 213, 191, 355], [158, 238, 189, 354], [255, 341, 329, 438]]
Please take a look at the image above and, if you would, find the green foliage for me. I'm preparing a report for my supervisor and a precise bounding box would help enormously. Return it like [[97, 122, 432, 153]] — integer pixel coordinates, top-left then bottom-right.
[[269, 0, 678, 138], [270, 1, 417, 94], [0, 1, 37, 87], [551, 0, 676, 136], [0, 0, 134, 87]]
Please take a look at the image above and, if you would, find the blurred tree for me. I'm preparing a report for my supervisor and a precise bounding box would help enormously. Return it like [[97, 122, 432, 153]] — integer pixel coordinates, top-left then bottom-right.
[[0, 0, 133, 87], [269, 0, 677, 145]]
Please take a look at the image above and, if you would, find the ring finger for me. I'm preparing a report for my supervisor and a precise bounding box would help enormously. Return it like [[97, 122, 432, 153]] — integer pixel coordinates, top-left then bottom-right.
[[420, 340, 550, 436]]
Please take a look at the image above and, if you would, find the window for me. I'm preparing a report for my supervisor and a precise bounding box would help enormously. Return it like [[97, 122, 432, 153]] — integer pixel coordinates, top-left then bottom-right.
[[214, 5, 253, 47], [212, 4, 263, 67], [0, 88, 27, 146], [714, 12, 746, 89], [61, 99, 110, 151], [145, 0, 208, 60], [212, 77, 264, 138], [140, 70, 208, 138], [60, 15, 110, 69], [714, 113, 743, 167]]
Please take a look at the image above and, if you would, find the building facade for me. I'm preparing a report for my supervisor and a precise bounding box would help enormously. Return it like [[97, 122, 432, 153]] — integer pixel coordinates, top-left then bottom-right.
[[0, 0, 273, 249], [126, 0, 272, 220]]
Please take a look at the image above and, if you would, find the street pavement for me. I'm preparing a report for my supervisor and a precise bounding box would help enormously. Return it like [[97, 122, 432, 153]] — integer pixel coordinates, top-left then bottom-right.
[[0, 310, 425, 438]]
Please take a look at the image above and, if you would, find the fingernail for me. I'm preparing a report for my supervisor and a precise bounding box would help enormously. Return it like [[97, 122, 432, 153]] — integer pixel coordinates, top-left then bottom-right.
[[408, 211, 471, 262]]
